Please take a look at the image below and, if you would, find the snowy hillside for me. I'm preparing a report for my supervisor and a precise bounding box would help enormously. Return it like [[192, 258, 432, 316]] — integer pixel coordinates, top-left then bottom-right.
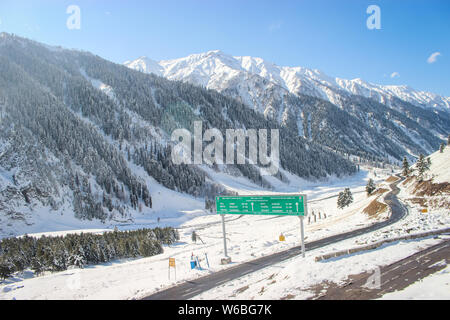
[[125, 51, 450, 161], [398, 146, 450, 217], [0, 33, 357, 238], [425, 147, 450, 183]]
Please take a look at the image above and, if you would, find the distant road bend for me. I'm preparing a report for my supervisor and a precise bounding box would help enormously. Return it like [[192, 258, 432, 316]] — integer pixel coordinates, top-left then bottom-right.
[[143, 176, 408, 300]]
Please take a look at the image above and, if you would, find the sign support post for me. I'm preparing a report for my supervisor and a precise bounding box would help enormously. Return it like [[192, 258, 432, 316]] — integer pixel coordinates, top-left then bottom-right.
[[300, 216, 305, 258], [300, 194, 307, 258], [221, 214, 231, 264], [221, 214, 228, 258]]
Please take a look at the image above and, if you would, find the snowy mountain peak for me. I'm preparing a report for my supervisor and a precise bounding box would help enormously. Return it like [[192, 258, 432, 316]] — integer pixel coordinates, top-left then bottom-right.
[[125, 51, 450, 111], [124, 56, 163, 76], [352, 78, 365, 84]]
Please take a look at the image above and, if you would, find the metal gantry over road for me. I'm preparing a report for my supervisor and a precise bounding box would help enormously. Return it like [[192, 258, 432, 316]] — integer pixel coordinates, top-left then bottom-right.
[[144, 177, 407, 300], [216, 194, 308, 262]]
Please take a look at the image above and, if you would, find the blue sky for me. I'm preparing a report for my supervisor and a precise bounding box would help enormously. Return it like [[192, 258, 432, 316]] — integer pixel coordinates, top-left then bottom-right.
[[0, 0, 449, 96]]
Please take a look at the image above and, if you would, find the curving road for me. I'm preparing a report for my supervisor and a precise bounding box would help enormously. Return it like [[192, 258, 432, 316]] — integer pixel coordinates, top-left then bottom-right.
[[143, 176, 407, 300]]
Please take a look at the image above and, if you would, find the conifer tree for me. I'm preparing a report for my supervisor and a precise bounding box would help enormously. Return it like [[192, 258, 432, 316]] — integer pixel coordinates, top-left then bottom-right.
[[402, 157, 410, 177], [366, 179, 376, 196], [416, 154, 431, 181], [337, 188, 353, 209], [344, 188, 353, 206], [0, 257, 14, 280], [337, 191, 345, 209]]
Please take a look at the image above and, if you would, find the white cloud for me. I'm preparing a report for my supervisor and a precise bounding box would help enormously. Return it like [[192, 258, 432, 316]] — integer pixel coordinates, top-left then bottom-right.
[[390, 72, 400, 78], [427, 52, 441, 64], [268, 21, 282, 32]]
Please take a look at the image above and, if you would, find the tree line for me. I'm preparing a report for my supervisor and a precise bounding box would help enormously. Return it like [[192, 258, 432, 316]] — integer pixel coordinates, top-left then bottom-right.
[[0, 227, 179, 280]]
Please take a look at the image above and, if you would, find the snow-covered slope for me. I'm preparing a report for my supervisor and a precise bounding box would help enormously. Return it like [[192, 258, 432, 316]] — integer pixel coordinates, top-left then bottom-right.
[[0, 34, 360, 238], [398, 145, 450, 215], [426, 146, 450, 184], [123, 56, 164, 76], [407, 145, 450, 184], [125, 51, 450, 111]]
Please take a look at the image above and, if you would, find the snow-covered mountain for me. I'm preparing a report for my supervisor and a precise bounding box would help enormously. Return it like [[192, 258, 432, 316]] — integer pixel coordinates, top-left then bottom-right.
[[125, 50, 450, 111], [125, 51, 450, 161]]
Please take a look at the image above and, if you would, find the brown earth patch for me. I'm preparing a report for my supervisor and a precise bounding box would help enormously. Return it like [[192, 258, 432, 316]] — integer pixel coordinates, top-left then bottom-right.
[[230, 285, 249, 297], [386, 176, 399, 183], [363, 199, 388, 219], [267, 273, 276, 280], [413, 180, 450, 197], [407, 197, 428, 207], [280, 294, 296, 300], [305, 280, 339, 300], [428, 198, 450, 210], [373, 188, 389, 196], [402, 176, 415, 186]]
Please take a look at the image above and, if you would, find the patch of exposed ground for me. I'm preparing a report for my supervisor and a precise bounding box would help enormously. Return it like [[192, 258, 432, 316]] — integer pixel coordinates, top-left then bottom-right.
[[385, 176, 399, 183], [230, 285, 249, 297], [428, 197, 450, 210], [402, 176, 415, 186], [363, 200, 388, 219], [280, 294, 296, 300], [407, 197, 428, 207], [413, 180, 450, 197], [373, 188, 389, 196], [305, 279, 348, 300]]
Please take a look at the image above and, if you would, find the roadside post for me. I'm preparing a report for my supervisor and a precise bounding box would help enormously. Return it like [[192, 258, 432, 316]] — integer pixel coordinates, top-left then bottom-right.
[[300, 195, 308, 257], [299, 216, 305, 258], [216, 194, 308, 263], [168, 258, 176, 280], [195, 256, 202, 270], [220, 214, 230, 264]]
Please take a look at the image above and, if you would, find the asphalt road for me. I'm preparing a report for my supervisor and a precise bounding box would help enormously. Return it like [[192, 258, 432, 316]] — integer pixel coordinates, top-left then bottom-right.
[[143, 176, 407, 300], [316, 239, 450, 300]]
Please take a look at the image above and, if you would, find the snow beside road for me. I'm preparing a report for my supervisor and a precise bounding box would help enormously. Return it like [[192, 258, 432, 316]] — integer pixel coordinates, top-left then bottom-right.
[[379, 264, 450, 300], [0, 167, 388, 300], [193, 236, 449, 300]]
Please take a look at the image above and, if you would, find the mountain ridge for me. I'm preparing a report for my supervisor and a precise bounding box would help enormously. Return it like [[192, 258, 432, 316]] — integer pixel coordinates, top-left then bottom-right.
[[125, 50, 450, 111], [125, 51, 450, 162]]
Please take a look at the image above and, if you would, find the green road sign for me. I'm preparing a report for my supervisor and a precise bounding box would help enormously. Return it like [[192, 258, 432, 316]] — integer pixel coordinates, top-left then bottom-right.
[[216, 194, 307, 216]]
